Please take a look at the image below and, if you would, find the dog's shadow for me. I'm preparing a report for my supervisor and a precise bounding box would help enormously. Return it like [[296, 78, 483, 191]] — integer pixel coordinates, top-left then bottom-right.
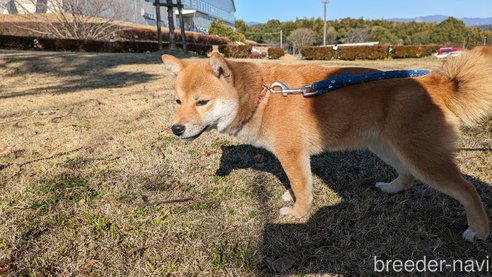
[[216, 145, 492, 275]]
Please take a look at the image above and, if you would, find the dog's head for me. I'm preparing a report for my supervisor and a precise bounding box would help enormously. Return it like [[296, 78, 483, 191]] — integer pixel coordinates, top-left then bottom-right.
[[162, 53, 239, 140]]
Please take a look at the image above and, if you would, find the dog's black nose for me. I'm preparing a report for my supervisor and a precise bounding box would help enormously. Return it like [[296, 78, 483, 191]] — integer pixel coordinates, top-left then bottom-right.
[[171, 124, 186, 136]]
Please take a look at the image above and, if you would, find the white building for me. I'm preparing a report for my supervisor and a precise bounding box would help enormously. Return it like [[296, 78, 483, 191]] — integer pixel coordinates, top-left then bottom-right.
[[130, 0, 236, 33], [1, 0, 237, 34]]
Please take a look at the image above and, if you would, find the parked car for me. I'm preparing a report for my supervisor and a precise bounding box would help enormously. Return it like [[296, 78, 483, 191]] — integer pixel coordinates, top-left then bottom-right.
[[435, 47, 464, 59]]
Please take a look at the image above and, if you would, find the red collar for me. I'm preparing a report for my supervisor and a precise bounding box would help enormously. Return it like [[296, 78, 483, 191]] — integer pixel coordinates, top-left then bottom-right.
[[258, 82, 269, 105]]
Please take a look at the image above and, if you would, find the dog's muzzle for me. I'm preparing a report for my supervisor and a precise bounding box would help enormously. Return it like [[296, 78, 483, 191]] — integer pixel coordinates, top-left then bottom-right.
[[171, 124, 210, 141], [171, 124, 186, 136]]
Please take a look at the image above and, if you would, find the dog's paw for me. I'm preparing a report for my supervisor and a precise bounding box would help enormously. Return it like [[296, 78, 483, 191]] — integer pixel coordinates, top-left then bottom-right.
[[462, 228, 477, 242], [375, 182, 404, 194], [282, 190, 294, 202], [279, 206, 291, 216], [462, 227, 489, 241], [279, 205, 309, 218]]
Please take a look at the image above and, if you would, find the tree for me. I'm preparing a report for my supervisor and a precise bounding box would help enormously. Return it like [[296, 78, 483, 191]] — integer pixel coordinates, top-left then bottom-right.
[[287, 28, 316, 54], [430, 17, 467, 46], [325, 26, 337, 44], [235, 19, 248, 36], [209, 20, 245, 42], [409, 31, 430, 44], [237, 16, 487, 46], [345, 28, 369, 43], [5, 0, 131, 40], [466, 27, 489, 48], [369, 26, 399, 44]]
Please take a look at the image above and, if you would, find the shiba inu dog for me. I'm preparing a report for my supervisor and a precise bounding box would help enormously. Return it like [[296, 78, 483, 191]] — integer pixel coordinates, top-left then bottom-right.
[[162, 50, 492, 241]]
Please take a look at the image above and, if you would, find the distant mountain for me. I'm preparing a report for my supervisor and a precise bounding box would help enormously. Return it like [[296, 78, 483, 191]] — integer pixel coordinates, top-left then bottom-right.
[[388, 15, 492, 26], [246, 21, 262, 26], [462, 17, 492, 26]]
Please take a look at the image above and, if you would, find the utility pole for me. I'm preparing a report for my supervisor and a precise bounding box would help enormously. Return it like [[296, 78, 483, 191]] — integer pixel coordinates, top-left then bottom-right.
[[280, 29, 283, 49], [322, 0, 328, 45]]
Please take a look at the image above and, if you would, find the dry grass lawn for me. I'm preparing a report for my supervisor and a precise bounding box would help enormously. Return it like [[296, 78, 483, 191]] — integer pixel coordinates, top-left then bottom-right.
[[0, 50, 491, 276]]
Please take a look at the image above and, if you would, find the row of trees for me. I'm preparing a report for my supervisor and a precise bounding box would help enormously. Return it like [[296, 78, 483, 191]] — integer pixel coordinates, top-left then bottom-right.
[[229, 17, 491, 49]]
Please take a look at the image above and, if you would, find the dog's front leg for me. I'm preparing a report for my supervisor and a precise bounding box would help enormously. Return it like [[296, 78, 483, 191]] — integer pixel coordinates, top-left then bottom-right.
[[276, 150, 313, 218]]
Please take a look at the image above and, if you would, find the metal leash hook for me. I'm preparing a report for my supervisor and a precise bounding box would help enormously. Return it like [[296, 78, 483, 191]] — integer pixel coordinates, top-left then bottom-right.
[[268, 82, 316, 97]]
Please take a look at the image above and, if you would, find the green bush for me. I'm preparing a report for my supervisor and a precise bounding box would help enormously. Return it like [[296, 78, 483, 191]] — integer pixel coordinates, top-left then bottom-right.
[[338, 45, 389, 60], [300, 46, 336, 60], [267, 48, 285, 59], [391, 45, 440, 58], [208, 20, 246, 42], [218, 44, 252, 58]]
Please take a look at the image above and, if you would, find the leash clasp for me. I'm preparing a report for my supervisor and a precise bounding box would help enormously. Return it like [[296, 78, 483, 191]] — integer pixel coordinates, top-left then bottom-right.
[[269, 82, 316, 97]]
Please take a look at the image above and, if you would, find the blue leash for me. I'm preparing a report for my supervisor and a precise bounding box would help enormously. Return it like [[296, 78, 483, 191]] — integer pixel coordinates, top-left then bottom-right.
[[268, 70, 431, 97]]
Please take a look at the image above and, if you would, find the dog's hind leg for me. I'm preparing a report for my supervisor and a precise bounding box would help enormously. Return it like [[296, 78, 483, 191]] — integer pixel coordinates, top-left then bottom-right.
[[276, 149, 313, 218], [369, 141, 415, 194], [392, 145, 489, 241]]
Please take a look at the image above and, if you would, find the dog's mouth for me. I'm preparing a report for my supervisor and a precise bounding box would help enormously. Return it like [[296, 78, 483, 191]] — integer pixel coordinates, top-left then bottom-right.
[[181, 125, 210, 141]]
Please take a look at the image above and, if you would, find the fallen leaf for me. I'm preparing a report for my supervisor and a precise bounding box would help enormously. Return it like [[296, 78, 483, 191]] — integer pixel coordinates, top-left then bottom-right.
[[84, 259, 99, 268], [0, 147, 12, 157]]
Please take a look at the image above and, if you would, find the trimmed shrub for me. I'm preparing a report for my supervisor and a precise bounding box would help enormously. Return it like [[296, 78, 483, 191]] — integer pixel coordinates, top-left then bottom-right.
[[301, 46, 335, 60], [268, 48, 285, 59], [116, 28, 230, 45], [392, 45, 440, 58], [338, 45, 389, 60], [186, 44, 213, 56], [218, 44, 252, 58], [0, 34, 213, 54], [0, 35, 35, 49]]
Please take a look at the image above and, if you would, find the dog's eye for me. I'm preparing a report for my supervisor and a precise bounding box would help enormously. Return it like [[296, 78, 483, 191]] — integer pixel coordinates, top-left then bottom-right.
[[196, 100, 210, 106], [176, 99, 181, 105]]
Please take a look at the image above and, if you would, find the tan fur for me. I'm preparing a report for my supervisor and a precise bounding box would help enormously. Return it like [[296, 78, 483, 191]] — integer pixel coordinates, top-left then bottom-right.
[[162, 51, 491, 241], [436, 51, 492, 125]]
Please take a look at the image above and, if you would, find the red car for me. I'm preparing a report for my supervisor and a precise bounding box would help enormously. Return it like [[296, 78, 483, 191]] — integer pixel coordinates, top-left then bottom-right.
[[436, 47, 464, 58]]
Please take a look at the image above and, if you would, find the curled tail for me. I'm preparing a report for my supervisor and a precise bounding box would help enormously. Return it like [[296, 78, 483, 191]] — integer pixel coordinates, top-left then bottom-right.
[[437, 50, 492, 126]]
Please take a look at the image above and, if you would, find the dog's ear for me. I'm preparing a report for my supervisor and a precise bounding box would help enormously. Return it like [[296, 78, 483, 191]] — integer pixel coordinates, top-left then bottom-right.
[[162, 54, 186, 76], [209, 52, 233, 81]]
